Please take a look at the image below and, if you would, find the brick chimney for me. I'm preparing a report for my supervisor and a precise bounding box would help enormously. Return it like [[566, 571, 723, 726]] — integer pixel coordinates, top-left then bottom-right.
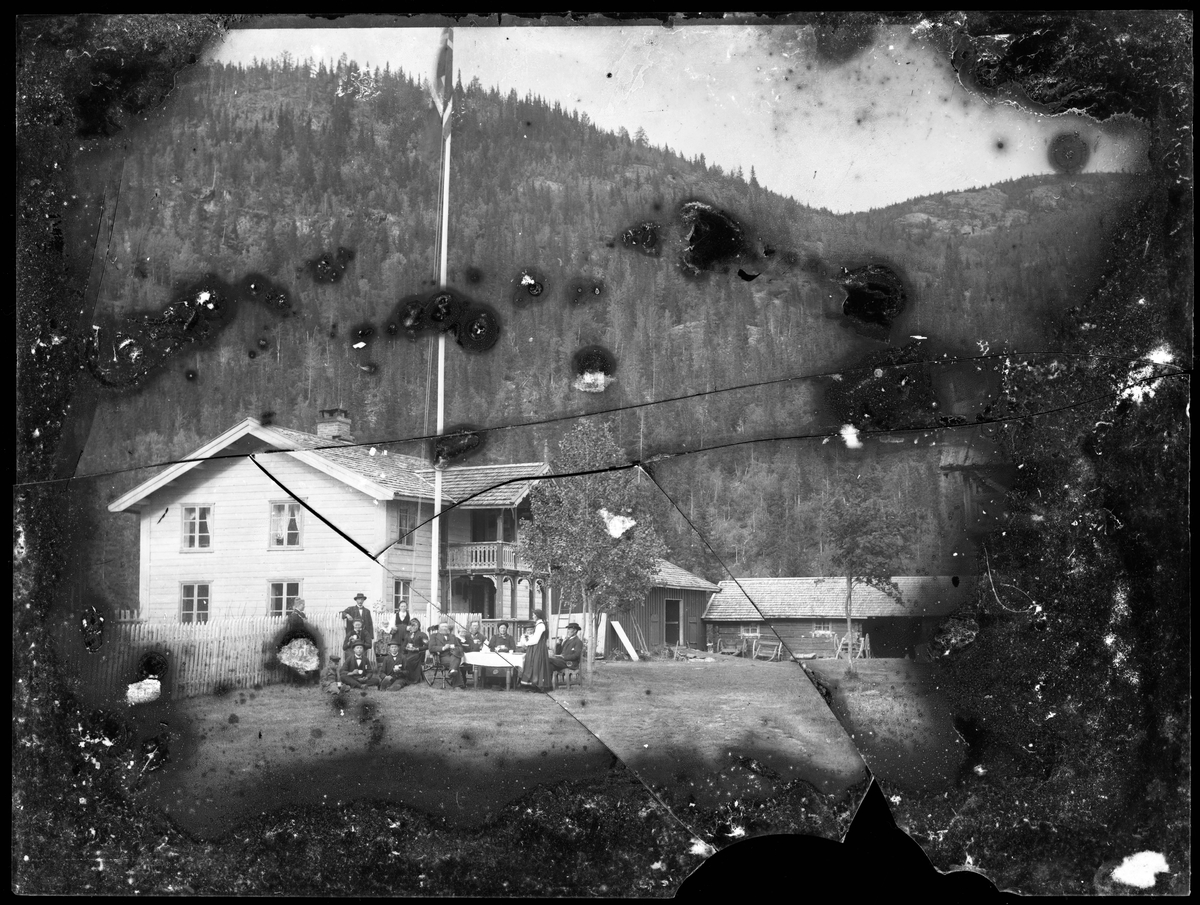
[[316, 407, 354, 442]]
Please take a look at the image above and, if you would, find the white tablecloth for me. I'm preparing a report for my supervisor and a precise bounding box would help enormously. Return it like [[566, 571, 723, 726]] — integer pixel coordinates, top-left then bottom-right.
[[463, 651, 525, 669]]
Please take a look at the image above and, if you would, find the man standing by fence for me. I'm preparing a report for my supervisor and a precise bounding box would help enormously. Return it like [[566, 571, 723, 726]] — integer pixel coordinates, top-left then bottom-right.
[[342, 593, 375, 643]]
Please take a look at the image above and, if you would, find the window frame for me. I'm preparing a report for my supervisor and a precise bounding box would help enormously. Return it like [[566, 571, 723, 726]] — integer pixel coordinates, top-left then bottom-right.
[[396, 501, 416, 548], [268, 579, 303, 617], [392, 578, 412, 614], [180, 503, 215, 553], [268, 499, 305, 551], [180, 581, 212, 624]]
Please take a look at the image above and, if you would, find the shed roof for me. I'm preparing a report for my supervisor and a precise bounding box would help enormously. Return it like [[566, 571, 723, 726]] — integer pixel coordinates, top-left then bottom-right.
[[653, 559, 720, 593], [702, 576, 971, 622]]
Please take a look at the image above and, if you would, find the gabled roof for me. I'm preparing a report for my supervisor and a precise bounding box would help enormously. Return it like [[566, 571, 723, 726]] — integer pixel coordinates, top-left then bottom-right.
[[432, 462, 551, 508], [653, 559, 719, 593], [703, 576, 971, 622], [108, 417, 546, 514]]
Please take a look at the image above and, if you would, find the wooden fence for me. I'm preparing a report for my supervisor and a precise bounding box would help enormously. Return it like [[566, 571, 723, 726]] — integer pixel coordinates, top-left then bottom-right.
[[51, 611, 347, 701]]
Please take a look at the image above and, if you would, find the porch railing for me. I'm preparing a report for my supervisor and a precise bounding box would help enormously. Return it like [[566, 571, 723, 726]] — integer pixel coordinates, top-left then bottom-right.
[[445, 542, 531, 572]]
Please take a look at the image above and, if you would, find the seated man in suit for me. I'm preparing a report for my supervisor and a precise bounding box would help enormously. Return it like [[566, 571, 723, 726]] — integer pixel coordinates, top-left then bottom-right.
[[487, 622, 516, 653], [428, 618, 466, 689], [378, 641, 408, 690], [341, 641, 378, 689], [461, 619, 486, 653], [548, 622, 584, 674]]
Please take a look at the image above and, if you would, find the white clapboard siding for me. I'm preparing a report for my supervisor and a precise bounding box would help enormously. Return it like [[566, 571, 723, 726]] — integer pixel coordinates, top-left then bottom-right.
[[51, 611, 347, 700], [138, 454, 388, 622]]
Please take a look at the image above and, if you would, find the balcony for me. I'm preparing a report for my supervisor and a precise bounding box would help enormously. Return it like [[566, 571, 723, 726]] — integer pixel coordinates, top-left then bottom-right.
[[445, 542, 531, 573]]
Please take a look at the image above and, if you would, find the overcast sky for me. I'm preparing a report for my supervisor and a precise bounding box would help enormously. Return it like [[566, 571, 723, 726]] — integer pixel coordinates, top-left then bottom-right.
[[208, 24, 1148, 214]]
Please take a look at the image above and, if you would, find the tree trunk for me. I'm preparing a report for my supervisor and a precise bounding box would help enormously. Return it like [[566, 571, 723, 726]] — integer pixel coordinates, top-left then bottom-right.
[[845, 574, 856, 674], [583, 585, 596, 687]]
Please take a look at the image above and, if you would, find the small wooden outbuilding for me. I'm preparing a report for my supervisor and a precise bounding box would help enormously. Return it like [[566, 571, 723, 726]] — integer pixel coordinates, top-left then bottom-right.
[[703, 576, 972, 659]]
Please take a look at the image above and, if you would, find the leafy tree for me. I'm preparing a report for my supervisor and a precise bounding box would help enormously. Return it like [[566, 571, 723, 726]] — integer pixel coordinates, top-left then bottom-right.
[[820, 464, 906, 674], [517, 421, 665, 683]]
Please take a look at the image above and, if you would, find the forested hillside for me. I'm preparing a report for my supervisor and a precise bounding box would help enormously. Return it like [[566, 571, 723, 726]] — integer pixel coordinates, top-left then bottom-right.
[[74, 54, 1148, 603]]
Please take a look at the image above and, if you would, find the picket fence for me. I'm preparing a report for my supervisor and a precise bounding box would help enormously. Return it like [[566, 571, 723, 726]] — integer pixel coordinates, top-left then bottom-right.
[[52, 611, 347, 701]]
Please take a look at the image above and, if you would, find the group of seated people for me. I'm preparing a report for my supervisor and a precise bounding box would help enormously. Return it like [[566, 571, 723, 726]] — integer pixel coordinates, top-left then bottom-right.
[[323, 614, 583, 693]]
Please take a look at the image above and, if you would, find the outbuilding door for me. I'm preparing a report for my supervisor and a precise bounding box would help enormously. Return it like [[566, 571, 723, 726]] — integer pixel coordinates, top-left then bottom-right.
[[665, 599, 681, 644]]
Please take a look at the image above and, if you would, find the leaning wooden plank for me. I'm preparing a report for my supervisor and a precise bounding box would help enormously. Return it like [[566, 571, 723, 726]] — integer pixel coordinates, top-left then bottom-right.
[[610, 620, 639, 661]]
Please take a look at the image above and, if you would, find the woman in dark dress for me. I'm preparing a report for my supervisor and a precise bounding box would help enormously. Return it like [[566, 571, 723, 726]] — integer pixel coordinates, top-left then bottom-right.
[[400, 618, 428, 685], [519, 608, 553, 692]]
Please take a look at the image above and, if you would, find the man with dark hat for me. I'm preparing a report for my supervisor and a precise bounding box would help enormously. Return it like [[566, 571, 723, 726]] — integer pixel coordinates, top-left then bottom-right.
[[342, 641, 378, 689], [549, 622, 584, 674], [342, 593, 375, 642], [378, 641, 408, 690]]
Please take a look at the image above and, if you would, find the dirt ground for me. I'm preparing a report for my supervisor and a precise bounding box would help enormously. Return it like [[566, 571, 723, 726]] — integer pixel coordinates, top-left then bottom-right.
[[803, 658, 965, 790], [138, 655, 867, 841]]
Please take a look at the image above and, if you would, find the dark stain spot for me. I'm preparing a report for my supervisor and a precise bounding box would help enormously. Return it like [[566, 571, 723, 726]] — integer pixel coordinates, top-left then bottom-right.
[[257, 338, 269, 350], [432, 427, 484, 467], [260, 410, 275, 426], [572, 344, 616, 381], [456, 305, 501, 353], [737, 269, 760, 282], [678, 201, 746, 277], [304, 246, 355, 284], [463, 265, 484, 285], [228, 714, 239, 725], [645, 688, 652, 695], [511, 268, 545, 307], [80, 604, 105, 653], [396, 295, 427, 339], [1048, 131, 1089, 174], [247, 350, 257, 359], [840, 263, 906, 332], [137, 651, 169, 683], [995, 139, 1006, 151], [952, 576, 960, 587], [621, 221, 661, 257], [607, 72, 612, 78], [425, 289, 466, 334], [328, 322, 338, 339]]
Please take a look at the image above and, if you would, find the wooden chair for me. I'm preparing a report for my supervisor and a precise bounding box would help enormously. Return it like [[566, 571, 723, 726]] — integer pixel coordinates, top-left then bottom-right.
[[422, 652, 451, 688], [553, 666, 580, 689]]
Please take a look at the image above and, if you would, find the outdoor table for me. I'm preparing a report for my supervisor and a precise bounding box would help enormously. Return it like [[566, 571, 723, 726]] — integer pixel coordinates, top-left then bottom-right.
[[463, 650, 525, 690]]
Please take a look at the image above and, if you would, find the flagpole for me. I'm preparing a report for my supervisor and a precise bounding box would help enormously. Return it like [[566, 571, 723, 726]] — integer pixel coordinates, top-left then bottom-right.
[[429, 29, 453, 630]]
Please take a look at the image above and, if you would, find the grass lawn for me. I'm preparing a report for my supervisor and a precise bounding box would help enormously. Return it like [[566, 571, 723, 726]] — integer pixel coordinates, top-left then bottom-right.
[[803, 658, 965, 790], [137, 654, 866, 842], [554, 655, 867, 809]]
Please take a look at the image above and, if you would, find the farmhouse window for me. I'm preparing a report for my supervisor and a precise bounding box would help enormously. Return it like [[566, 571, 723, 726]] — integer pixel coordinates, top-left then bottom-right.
[[269, 502, 303, 548], [812, 620, 834, 634], [269, 581, 301, 617], [393, 579, 412, 613], [397, 502, 416, 547], [182, 505, 212, 550], [502, 509, 516, 542], [181, 582, 211, 623]]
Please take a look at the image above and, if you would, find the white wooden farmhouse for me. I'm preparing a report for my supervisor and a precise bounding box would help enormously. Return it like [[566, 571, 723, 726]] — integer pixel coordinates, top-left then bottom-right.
[[108, 409, 552, 630]]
